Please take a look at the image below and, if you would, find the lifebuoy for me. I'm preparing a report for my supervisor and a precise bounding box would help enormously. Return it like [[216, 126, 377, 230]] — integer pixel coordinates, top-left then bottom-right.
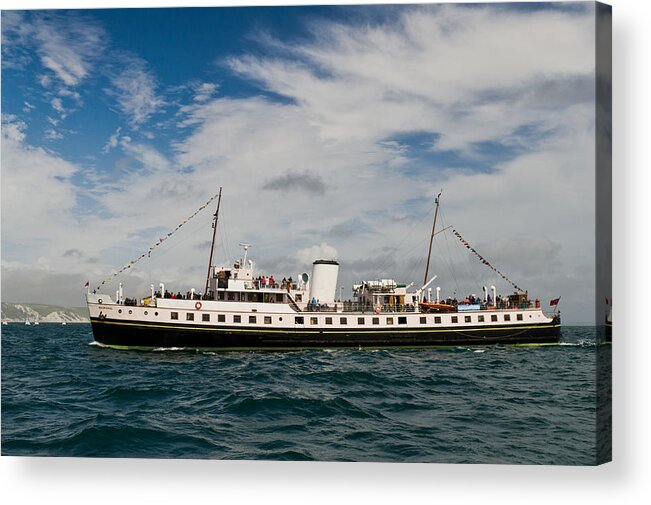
[[374, 306, 381, 314], [195, 301, 202, 310]]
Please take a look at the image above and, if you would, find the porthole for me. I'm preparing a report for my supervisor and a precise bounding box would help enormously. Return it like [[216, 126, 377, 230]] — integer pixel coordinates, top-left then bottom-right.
[[118, 309, 122, 314], [279, 317, 283, 321], [129, 310, 133, 314], [155, 312, 158, 316], [144, 310, 148, 315]]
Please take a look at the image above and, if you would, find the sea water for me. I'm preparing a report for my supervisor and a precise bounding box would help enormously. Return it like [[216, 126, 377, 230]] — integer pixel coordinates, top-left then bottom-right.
[[1, 325, 610, 464]]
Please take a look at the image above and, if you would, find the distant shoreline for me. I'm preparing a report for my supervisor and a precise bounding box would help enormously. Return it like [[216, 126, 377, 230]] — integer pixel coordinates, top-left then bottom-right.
[[2, 320, 89, 324]]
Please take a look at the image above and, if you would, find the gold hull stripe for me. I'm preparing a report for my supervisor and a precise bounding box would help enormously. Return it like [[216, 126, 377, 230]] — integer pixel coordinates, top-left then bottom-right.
[[97, 342, 561, 351]]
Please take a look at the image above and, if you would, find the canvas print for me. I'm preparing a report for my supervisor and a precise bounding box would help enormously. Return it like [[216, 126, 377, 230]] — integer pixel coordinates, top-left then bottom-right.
[[1, 2, 611, 464]]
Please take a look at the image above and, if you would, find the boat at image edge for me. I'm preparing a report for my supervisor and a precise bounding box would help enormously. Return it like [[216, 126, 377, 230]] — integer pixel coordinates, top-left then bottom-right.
[[86, 190, 561, 350]]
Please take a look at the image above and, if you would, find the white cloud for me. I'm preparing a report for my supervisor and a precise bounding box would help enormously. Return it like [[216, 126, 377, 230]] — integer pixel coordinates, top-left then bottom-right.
[[121, 142, 171, 172], [31, 13, 104, 88], [50, 97, 65, 115], [1, 114, 27, 142], [44, 128, 63, 140], [101, 127, 122, 154], [193, 82, 218, 102], [227, 5, 594, 150], [109, 56, 165, 127], [1, 120, 78, 245], [295, 243, 338, 266]]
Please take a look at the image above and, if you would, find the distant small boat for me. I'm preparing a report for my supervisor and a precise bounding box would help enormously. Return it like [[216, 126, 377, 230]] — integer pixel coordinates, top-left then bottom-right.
[[25, 319, 31, 326], [2, 320, 8, 326], [62, 321, 67, 325]]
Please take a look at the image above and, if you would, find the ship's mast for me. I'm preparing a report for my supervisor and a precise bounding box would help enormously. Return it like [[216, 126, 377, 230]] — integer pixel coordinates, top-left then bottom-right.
[[204, 187, 223, 295], [423, 190, 443, 285]]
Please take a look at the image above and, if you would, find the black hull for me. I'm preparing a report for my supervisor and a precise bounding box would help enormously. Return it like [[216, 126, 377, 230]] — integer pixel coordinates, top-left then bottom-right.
[[90, 317, 561, 350]]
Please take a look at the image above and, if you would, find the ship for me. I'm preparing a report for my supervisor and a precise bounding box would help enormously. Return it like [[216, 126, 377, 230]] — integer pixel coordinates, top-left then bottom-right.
[[86, 189, 561, 350]]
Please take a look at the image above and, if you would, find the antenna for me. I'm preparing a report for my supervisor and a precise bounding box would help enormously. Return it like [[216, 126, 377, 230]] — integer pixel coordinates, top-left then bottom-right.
[[239, 243, 251, 266], [423, 189, 443, 285]]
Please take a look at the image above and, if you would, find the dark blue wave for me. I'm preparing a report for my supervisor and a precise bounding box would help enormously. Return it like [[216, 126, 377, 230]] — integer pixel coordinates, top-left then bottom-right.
[[1, 324, 606, 464]]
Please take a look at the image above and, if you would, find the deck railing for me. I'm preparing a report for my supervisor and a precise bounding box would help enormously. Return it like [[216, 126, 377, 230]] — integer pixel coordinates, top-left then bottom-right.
[[304, 303, 417, 313]]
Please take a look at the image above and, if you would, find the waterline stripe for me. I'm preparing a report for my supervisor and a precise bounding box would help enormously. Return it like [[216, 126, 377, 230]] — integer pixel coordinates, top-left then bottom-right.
[[93, 342, 563, 352]]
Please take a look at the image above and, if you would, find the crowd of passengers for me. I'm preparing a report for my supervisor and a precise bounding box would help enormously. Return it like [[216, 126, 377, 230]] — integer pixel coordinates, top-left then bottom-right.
[[253, 276, 295, 290], [439, 294, 539, 309], [153, 290, 215, 300]]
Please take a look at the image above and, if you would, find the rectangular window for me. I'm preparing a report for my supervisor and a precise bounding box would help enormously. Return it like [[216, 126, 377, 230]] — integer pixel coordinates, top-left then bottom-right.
[[276, 293, 284, 303], [295, 316, 304, 324], [218, 291, 225, 301], [264, 316, 272, 324], [465, 315, 471, 323], [310, 317, 318, 325], [504, 314, 511, 321], [217, 314, 225, 322], [203, 313, 211, 322], [171, 312, 178, 320], [420, 316, 427, 324], [491, 314, 498, 322], [340, 317, 347, 325], [358, 317, 365, 325], [434, 316, 441, 324], [295, 294, 302, 302], [386, 317, 394, 325], [248, 292, 262, 303], [516, 313, 523, 321], [325, 317, 333, 325], [373, 317, 380, 325], [186, 313, 194, 321], [227, 292, 236, 301], [478, 315, 484, 322], [249, 315, 256, 324], [451, 316, 458, 324], [398, 316, 407, 325], [233, 315, 241, 323]]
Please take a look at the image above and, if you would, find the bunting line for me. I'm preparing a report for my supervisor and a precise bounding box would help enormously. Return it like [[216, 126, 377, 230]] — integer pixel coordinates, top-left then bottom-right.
[[94, 191, 221, 292], [451, 227, 525, 293]]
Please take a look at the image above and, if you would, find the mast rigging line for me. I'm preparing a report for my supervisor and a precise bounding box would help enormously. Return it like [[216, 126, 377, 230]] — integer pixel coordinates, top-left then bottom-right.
[[93, 188, 223, 293], [450, 226, 525, 293]]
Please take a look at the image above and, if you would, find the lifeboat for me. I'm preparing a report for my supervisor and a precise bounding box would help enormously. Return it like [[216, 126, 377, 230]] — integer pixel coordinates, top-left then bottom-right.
[[419, 301, 456, 313]]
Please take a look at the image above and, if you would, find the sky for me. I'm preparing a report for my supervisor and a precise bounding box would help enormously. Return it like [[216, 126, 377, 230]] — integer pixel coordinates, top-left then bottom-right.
[[1, 2, 599, 323]]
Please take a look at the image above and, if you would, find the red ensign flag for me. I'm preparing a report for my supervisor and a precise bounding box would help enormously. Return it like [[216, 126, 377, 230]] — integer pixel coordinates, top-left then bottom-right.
[[550, 297, 561, 306]]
